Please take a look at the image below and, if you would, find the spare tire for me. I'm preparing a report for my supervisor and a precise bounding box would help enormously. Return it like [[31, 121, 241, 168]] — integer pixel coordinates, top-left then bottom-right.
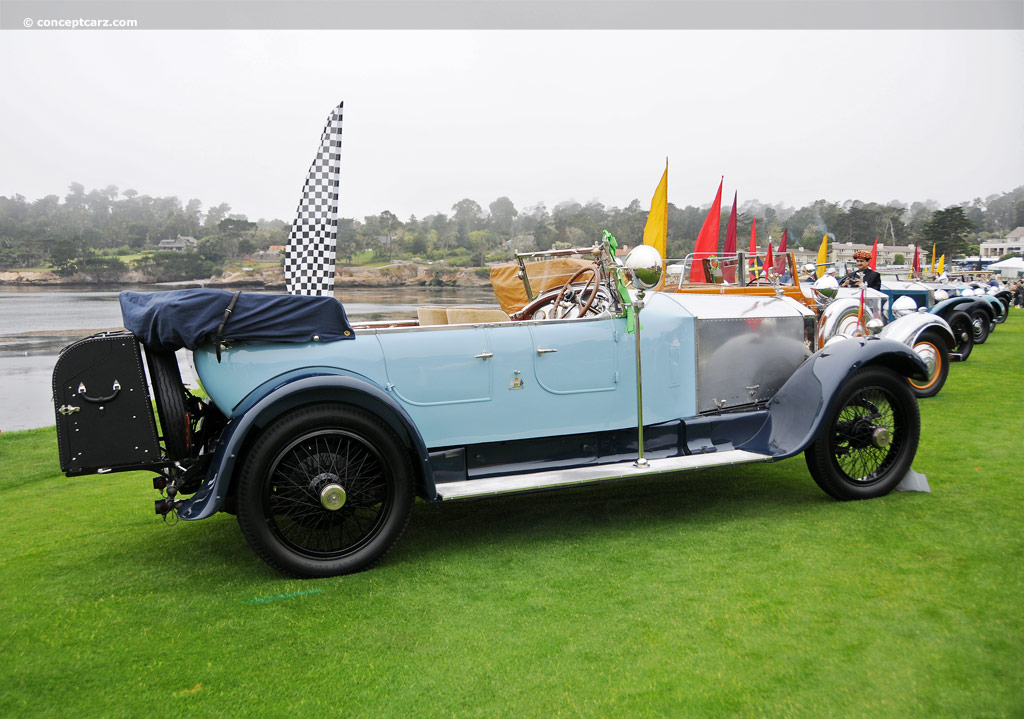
[[145, 349, 192, 460]]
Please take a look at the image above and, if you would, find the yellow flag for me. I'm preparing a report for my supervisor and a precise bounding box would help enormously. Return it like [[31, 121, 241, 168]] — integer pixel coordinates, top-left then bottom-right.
[[937, 254, 945, 275], [816, 235, 828, 278], [642, 160, 668, 259], [930, 244, 936, 276]]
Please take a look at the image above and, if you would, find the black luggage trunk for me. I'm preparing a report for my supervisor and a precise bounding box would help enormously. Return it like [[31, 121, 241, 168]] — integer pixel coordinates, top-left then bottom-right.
[[53, 332, 165, 476]]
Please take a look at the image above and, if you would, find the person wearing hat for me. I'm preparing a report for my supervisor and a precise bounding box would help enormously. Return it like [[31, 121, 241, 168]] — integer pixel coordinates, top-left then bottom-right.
[[802, 263, 817, 282], [840, 250, 881, 290]]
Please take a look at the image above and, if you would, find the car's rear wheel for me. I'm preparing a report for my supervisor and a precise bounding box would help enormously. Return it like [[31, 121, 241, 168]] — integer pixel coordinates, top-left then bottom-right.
[[236, 404, 415, 578], [805, 367, 920, 500], [970, 309, 990, 345], [945, 310, 974, 361]]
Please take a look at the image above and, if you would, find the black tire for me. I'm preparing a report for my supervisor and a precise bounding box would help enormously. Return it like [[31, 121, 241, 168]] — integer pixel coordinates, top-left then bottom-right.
[[145, 349, 191, 460], [945, 310, 974, 361], [805, 367, 920, 501], [236, 404, 415, 578], [907, 329, 950, 399], [970, 309, 990, 345], [995, 297, 1009, 323]]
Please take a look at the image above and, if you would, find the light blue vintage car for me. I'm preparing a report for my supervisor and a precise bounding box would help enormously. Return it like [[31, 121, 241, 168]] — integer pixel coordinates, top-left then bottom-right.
[[53, 241, 928, 577]]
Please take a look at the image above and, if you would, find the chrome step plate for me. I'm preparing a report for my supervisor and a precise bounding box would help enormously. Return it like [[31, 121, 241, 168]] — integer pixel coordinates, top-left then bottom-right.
[[434, 449, 772, 501]]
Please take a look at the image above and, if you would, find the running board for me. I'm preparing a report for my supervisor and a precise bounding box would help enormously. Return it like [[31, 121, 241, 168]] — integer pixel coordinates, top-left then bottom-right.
[[949, 352, 966, 362], [434, 449, 772, 501]]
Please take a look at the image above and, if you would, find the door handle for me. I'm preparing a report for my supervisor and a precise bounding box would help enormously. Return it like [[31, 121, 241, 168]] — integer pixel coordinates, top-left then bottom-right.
[[536, 347, 558, 355], [475, 351, 494, 360]]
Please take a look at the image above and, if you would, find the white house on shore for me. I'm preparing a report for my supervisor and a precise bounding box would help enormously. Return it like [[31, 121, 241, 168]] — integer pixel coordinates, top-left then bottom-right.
[[979, 227, 1024, 259], [157, 235, 198, 252]]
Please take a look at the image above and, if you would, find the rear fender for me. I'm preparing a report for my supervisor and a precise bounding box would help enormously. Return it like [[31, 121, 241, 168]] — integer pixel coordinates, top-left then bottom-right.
[[878, 312, 954, 351], [176, 368, 434, 521], [737, 337, 926, 460]]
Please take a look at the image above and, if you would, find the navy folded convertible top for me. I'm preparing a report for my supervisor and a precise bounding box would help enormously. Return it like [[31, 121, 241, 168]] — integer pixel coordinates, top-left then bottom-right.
[[120, 289, 355, 352]]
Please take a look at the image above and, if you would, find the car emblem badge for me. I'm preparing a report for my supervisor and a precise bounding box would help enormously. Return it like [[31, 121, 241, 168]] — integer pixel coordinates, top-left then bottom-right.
[[509, 375, 525, 390]]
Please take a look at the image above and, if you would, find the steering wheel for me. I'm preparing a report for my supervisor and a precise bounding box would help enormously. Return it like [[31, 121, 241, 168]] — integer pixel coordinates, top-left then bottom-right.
[[553, 266, 599, 318]]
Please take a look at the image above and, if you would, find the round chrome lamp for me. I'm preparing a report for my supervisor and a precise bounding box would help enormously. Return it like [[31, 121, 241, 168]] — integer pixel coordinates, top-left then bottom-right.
[[624, 244, 663, 290], [892, 295, 918, 318], [622, 244, 663, 469], [812, 275, 840, 305]]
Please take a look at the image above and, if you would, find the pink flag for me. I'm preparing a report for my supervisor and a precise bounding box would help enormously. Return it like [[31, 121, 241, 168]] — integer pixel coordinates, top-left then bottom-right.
[[912, 244, 921, 276], [689, 178, 723, 283], [870, 237, 878, 270]]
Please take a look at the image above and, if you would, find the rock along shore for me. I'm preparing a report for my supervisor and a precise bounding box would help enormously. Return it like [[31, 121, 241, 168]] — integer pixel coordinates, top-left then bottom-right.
[[0, 262, 493, 290]]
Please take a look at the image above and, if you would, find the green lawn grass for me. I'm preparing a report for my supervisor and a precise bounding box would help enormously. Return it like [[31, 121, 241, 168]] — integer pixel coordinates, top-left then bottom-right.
[[2, 317, 1022, 718]]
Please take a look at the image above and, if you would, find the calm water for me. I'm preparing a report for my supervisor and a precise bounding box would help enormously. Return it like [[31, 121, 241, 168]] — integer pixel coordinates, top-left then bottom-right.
[[0, 285, 498, 431]]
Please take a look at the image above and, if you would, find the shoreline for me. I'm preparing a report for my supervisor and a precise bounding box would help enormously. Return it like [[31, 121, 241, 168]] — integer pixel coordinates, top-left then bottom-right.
[[0, 261, 494, 290]]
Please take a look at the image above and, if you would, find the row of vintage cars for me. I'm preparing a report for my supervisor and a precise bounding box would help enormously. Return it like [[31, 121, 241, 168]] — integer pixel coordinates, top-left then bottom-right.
[[51, 237, 1011, 577], [667, 251, 1012, 399]]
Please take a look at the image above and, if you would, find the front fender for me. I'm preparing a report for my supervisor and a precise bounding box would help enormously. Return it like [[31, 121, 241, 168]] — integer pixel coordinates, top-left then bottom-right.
[[878, 312, 954, 351], [817, 298, 877, 343], [737, 336, 926, 460], [975, 294, 1003, 320], [176, 369, 435, 521], [930, 297, 990, 321]]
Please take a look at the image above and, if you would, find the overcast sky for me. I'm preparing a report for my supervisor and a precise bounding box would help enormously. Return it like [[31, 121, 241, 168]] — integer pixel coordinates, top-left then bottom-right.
[[2, 30, 1022, 222]]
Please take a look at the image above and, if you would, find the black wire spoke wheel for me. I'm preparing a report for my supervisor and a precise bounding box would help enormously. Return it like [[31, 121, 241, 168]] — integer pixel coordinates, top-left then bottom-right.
[[945, 310, 974, 361], [237, 405, 414, 578], [805, 367, 920, 500], [268, 430, 391, 557]]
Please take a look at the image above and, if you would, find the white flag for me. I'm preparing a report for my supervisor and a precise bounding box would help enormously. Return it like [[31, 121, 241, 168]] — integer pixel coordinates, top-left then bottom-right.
[[284, 102, 343, 296]]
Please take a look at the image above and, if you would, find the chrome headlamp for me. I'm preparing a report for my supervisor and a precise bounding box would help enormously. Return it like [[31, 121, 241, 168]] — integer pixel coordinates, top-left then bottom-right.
[[812, 275, 839, 305], [892, 295, 918, 318]]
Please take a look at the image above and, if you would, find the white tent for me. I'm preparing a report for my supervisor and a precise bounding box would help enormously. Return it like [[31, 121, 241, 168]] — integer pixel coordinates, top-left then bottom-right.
[[986, 256, 1024, 277]]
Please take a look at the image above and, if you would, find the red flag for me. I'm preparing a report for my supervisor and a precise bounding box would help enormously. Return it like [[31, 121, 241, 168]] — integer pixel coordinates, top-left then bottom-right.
[[765, 241, 773, 277], [912, 244, 921, 276], [775, 227, 788, 274], [689, 177, 723, 283], [870, 237, 878, 270], [723, 191, 738, 282], [748, 218, 757, 280], [724, 191, 738, 255]]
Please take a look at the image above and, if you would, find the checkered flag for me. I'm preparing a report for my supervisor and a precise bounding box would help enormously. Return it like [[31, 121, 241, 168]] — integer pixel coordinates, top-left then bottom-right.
[[285, 102, 343, 296]]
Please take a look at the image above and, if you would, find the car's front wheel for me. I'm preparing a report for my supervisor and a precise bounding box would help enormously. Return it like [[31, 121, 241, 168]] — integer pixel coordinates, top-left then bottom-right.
[[907, 329, 950, 398], [805, 367, 920, 500], [971, 309, 990, 344], [945, 310, 974, 361], [236, 404, 415, 578]]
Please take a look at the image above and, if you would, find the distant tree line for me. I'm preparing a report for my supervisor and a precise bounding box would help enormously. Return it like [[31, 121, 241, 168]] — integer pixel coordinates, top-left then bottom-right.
[[0, 183, 288, 280], [2, 182, 1023, 278]]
